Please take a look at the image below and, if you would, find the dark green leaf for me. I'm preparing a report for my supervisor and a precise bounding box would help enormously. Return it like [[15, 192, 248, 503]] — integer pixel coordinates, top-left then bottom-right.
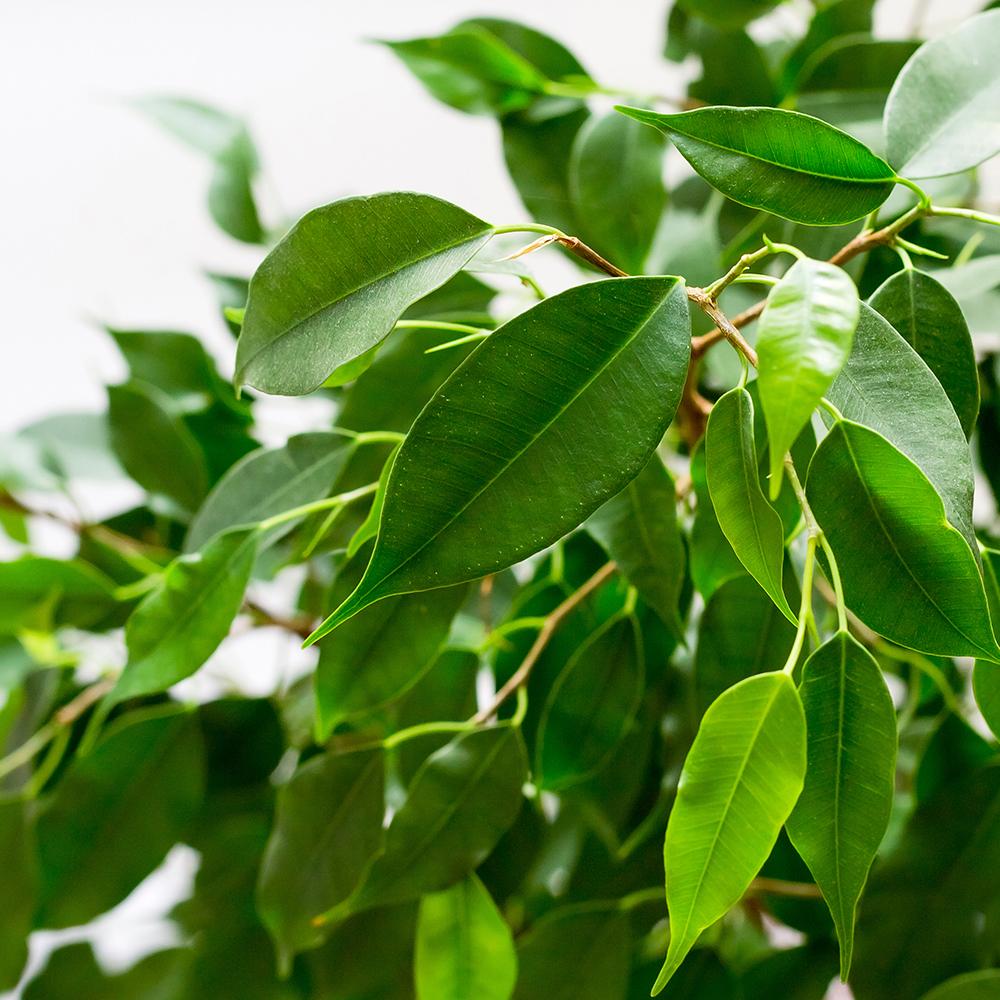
[[785, 632, 897, 977], [973, 661, 1000, 740], [676, 0, 783, 29], [921, 971, 1000, 1000], [415, 874, 517, 1000], [913, 714, 996, 805], [0, 798, 35, 990], [111, 526, 257, 703], [617, 105, 895, 225], [884, 9, 1000, 178], [689, 444, 747, 602], [653, 671, 806, 993], [312, 276, 691, 638], [37, 706, 204, 927], [257, 746, 385, 966], [868, 269, 979, 436], [806, 421, 999, 660], [236, 193, 494, 395]]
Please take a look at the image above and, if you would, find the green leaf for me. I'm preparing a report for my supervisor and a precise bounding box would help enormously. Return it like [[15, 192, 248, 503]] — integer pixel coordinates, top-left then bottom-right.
[[617, 105, 895, 225], [536, 613, 644, 790], [311, 276, 691, 639], [706, 388, 796, 621], [587, 452, 685, 635], [186, 432, 355, 551], [884, 9, 1000, 178], [653, 671, 806, 993], [914, 715, 995, 805], [785, 632, 897, 977], [569, 110, 667, 272], [111, 526, 257, 703], [826, 303, 977, 554], [0, 557, 117, 634], [36, 706, 204, 927], [757, 257, 859, 496], [973, 661, 1000, 740], [921, 971, 1000, 1000], [868, 269, 979, 437], [513, 905, 631, 1000], [314, 580, 467, 739], [19, 412, 124, 483], [107, 380, 208, 512], [806, 421, 999, 660], [0, 798, 35, 990], [415, 874, 517, 1000], [694, 574, 797, 714], [256, 746, 385, 967], [339, 726, 526, 916], [677, 0, 784, 29], [235, 193, 494, 395]]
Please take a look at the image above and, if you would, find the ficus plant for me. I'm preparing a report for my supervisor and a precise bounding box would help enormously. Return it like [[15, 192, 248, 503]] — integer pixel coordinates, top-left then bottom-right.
[[5, 3, 1000, 999]]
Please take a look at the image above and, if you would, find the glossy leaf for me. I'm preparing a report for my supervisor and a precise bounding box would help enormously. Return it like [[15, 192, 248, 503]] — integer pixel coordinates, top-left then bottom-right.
[[311, 276, 691, 639], [569, 110, 667, 272], [186, 432, 355, 551], [36, 706, 204, 928], [111, 526, 257, 703], [806, 421, 1000, 660], [757, 257, 859, 496], [235, 193, 494, 395], [339, 726, 526, 916], [706, 388, 795, 621], [785, 632, 897, 977], [415, 874, 517, 1000], [617, 105, 896, 225], [826, 303, 977, 554], [884, 9, 1000, 178], [654, 671, 807, 993], [536, 613, 644, 790], [868, 269, 979, 437], [921, 971, 1000, 1000], [0, 798, 35, 990], [587, 451, 685, 635], [256, 746, 385, 967]]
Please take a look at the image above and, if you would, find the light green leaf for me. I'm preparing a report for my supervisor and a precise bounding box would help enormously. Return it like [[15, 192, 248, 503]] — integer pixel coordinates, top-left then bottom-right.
[[186, 432, 355, 551], [236, 193, 494, 395], [653, 671, 806, 993], [868, 269, 979, 437], [111, 527, 258, 703], [415, 874, 517, 1000], [785, 632, 897, 977], [757, 257, 859, 496], [310, 276, 691, 640], [569, 110, 667, 272], [536, 613, 644, 790], [826, 303, 977, 554], [806, 421, 999, 660], [256, 746, 385, 967], [884, 9, 1000, 178], [346, 442, 399, 559], [921, 971, 1000, 1000], [617, 105, 895, 225], [37, 706, 204, 928], [0, 798, 35, 990], [337, 726, 526, 916], [706, 388, 795, 621], [0, 557, 117, 634], [587, 452, 685, 636]]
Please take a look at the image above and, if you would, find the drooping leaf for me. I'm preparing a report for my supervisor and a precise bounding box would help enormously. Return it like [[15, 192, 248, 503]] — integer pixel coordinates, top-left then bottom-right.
[[587, 451, 686, 635], [111, 526, 257, 703], [806, 421, 999, 660], [884, 9, 1000, 178], [415, 874, 517, 1000], [0, 557, 117, 635], [920, 971, 1000, 1000], [0, 798, 35, 990], [256, 746, 385, 967], [617, 105, 896, 225], [569, 110, 667, 272], [706, 388, 796, 621], [826, 302, 977, 553], [757, 257, 859, 496], [310, 276, 691, 639], [185, 432, 355, 551], [868, 269, 979, 436], [335, 726, 526, 916], [36, 706, 204, 928], [235, 193, 494, 395], [653, 671, 807, 993], [536, 613, 644, 790], [785, 632, 897, 977]]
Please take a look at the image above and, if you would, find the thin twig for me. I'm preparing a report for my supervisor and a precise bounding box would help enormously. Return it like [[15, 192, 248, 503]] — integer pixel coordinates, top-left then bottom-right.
[[749, 877, 823, 900]]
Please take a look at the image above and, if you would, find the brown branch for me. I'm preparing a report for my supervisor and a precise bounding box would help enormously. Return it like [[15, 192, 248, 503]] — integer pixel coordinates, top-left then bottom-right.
[[243, 598, 315, 640], [503, 233, 628, 278], [748, 877, 823, 900], [472, 561, 617, 724]]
